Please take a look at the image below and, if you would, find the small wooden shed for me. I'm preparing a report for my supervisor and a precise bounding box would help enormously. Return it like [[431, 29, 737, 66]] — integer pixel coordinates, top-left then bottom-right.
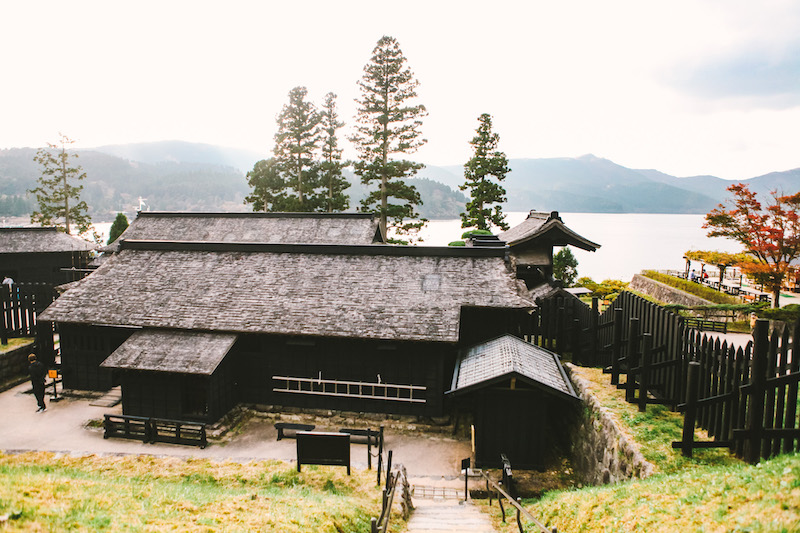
[[0, 227, 97, 285], [447, 334, 580, 469]]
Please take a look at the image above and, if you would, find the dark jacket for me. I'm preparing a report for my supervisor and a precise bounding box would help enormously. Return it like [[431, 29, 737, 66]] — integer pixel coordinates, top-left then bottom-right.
[[29, 361, 46, 390]]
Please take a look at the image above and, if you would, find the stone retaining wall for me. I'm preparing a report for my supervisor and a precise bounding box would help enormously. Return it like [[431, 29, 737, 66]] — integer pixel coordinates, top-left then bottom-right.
[[629, 274, 712, 307], [566, 363, 655, 485], [0, 342, 35, 391]]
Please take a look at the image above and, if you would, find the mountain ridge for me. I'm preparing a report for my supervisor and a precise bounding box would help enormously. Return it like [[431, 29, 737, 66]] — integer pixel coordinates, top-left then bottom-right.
[[2, 141, 799, 220]]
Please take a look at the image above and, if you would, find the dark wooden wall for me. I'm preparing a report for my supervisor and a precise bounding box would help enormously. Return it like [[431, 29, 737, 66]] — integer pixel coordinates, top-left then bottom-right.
[[234, 335, 453, 416], [119, 356, 236, 423], [1, 251, 91, 285], [470, 385, 578, 469], [59, 324, 133, 391]]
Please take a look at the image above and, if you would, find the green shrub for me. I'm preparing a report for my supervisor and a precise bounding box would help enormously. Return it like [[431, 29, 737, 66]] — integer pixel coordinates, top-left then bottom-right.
[[461, 229, 493, 239], [448, 240, 466, 247], [641, 270, 740, 305], [758, 303, 800, 322]]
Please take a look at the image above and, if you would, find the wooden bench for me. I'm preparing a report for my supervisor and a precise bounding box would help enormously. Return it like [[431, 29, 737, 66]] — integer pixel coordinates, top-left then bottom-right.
[[339, 428, 380, 446], [150, 418, 207, 449], [684, 317, 728, 334], [275, 422, 315, 441], [103, 414, 151, 442], [103, 414, 207, 448]]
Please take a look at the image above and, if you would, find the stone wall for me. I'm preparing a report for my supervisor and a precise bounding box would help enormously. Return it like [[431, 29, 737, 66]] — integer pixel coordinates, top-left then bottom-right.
[[629, 274, 712, 307], [566, 363, 655, 485], [0, 342, 35, 391]]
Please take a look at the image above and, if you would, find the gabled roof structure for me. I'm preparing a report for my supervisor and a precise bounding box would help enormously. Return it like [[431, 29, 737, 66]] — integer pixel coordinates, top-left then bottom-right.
[[447, 334, 578, 401], [0, 227, 98, 254], [40, 241, 533, 343], [103, 212, 385, 252], [101, 329, 237, 375], [500, 211, 600, 252]]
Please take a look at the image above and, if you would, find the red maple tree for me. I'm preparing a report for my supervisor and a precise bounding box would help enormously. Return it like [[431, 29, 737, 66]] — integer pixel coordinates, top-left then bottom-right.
[[705, 183, 800, 307]]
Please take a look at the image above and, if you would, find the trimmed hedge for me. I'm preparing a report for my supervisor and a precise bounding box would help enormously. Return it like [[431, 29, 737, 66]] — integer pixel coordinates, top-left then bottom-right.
[[641, 270, 740, 305]]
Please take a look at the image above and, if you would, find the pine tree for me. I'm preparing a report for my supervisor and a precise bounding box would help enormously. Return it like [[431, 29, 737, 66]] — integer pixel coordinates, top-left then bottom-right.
[[29, 133, 92, 235], [553, 247, 579, 286], [107, 212, 129, 244], [351, 36, 427, 241], [319, 92, 349, 212], [460, 113, 510, 231], [244, 158, 289, 212], [274, 86, 321, 211]]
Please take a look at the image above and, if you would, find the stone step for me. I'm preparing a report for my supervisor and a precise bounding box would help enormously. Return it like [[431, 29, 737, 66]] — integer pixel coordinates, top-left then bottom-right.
[[412, 484, 463, 500], [405, 500, 496, 532]]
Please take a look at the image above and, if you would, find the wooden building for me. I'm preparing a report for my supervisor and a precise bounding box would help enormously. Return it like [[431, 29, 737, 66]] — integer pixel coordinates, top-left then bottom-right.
[[0, 227, 97, 285], [40, 238, 534, 422], [39, 211, 597, 468], [500, 211, 600, 288], [447, 334, 580, 468]]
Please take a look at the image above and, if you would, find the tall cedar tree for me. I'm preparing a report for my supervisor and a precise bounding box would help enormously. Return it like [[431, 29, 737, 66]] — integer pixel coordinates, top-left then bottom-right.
[[244, 158, 288, 212], [30, 134, 92, 234], [319, 92, 350, 212], [460, 113, 510, 231], [705, 183, 800, 307], [351, 36, 427, 241], [274, 86, 321, 211], [107, 212, 129, 244]]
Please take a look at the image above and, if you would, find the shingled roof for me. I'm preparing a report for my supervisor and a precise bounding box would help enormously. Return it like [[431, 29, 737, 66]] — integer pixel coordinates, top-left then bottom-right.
[[447, 334, 578, 401], [500, 211, 600, 252], [103, 212, 385, 252], [40, 241, 533, 343], [101, 329, 237, 375], [0, 227, 98, 254]]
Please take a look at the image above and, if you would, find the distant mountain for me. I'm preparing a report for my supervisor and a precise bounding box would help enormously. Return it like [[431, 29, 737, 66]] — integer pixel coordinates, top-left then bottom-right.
[[92, 141, 264, 173], [3, 142, 800, 220]]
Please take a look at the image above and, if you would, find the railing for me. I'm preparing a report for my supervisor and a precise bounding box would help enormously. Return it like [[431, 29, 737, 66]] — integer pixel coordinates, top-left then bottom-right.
[[476, 460, 556, 533], [103, 414, 207, 448], [370, 451, 412, 533], [272, 375, 426, 403]]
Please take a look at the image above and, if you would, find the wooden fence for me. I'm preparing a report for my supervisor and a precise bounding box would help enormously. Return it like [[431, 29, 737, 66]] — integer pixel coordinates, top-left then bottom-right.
[[674, 319, 800, 463], [535, 290, 800, 463], [1, 283, 57, 344]]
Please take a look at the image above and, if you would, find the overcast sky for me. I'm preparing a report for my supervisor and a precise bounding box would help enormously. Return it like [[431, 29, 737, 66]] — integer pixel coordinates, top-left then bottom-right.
[[2, 0, 799, 180]]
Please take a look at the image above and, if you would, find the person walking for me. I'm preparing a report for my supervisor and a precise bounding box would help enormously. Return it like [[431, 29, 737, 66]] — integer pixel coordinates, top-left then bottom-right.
[[28, 354, 47, 412]]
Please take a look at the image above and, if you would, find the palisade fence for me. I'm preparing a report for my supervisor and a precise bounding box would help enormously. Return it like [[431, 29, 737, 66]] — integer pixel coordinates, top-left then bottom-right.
[[1, 283, 57, 344], [534, 290, 800, 463]]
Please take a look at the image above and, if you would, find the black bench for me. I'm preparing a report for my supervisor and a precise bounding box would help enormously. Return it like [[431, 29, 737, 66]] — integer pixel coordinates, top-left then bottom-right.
[[150, 418, 207, 449], [103, 414, 207, 448], [339, 428, 380, 446], [275, 422, 316, 441], [104, 414, 151, 442]]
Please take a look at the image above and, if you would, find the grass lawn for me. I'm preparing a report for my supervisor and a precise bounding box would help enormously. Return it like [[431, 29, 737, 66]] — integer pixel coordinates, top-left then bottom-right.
[[482, 366, 800, 532], [0, 453, 397, 532], [0, 337, 34, 354]]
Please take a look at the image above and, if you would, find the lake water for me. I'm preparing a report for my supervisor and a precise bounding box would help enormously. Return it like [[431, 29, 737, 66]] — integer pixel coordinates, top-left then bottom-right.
[[93, 212, 742, 283], [417, 212, 743, 282]]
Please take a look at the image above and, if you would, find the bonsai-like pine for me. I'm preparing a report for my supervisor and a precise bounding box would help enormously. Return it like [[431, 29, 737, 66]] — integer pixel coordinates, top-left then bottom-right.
[[351, 36, 427, 242], [460, 113, 510, 231]]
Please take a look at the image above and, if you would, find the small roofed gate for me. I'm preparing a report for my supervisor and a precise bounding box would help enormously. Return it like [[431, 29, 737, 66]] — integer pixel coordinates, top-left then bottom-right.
[[448, 334, 581, 469]]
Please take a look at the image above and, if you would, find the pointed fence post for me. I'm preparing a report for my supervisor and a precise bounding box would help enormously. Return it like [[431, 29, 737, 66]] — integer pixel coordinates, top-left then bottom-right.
[[626, 318, 640, 403], [681, 360, 701, 458], [746, 319, 769, 464], [611, 308, 623, 385], [639, 333, 652, 412]]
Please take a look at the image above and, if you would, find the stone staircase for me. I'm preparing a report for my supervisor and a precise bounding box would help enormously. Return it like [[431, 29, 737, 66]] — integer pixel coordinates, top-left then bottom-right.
[[406, 484, 496, 532]]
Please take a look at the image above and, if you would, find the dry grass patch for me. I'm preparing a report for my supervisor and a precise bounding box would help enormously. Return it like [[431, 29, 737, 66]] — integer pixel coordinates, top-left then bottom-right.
[[0, 452, 398, 532]]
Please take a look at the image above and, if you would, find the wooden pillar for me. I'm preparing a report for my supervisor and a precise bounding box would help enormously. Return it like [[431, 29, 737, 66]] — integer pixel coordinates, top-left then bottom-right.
[[746, 319, 769, 464]]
